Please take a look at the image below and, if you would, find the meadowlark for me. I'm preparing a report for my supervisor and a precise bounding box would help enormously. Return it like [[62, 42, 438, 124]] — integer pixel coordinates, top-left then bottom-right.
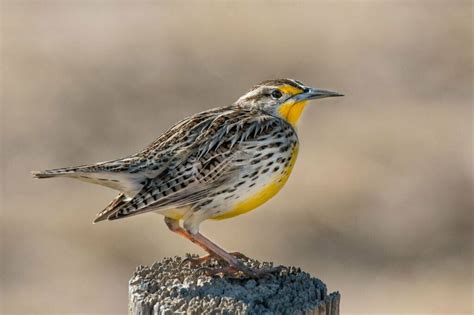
[[33, 79, 342, 277]]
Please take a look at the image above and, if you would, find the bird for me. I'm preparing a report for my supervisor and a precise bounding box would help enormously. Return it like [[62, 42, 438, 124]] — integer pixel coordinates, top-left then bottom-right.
[[33, 79, 343, 277]]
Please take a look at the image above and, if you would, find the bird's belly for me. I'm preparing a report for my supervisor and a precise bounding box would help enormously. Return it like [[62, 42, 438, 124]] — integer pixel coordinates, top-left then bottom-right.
[[211, 146, 299, 220]]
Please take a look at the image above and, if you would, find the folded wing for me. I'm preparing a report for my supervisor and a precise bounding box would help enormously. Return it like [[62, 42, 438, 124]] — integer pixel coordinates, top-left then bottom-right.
[[95, 106, 285, 221]]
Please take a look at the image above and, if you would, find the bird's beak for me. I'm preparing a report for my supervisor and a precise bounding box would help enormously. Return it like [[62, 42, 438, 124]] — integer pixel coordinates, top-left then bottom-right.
[[293, 87, 344, 102]]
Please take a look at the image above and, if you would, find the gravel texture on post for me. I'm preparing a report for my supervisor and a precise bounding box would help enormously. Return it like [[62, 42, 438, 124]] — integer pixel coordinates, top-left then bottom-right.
[[129, 255, 340, 314]]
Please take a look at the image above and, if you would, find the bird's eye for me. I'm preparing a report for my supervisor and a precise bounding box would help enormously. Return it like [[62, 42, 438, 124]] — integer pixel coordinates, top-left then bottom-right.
[[271, 90, 283, 99]]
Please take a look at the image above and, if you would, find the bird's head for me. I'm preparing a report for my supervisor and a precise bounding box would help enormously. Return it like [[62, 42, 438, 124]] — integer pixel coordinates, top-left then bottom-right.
[[235, 79, 343, 126]]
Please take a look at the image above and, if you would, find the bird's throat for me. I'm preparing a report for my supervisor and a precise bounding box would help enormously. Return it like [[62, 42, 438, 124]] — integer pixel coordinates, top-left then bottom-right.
[[278, 101, 308, 126]]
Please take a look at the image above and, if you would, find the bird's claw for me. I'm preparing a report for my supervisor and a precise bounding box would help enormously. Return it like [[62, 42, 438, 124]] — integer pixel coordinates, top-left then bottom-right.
[[180, 254, 214, 269], [194, 263, 288, 279], [181, 252, 285, 279], [180, 252, 251, 269], [227, 251, 251, 261]]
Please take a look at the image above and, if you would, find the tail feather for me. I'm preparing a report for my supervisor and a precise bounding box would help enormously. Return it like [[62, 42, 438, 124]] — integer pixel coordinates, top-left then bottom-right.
[[32, 153, 147, 195], [32, 167, 81, 179], [32, 158, 133, 179], [32, 161, 119, 179], [32, 165, 142, 194], [93, 193, 130, 223]]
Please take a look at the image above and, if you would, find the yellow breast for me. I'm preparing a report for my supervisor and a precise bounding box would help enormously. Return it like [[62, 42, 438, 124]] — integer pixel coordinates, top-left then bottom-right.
[[211, 147, 299, 220]]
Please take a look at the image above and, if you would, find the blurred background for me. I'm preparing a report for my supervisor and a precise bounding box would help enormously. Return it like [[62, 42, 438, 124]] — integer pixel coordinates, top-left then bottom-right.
[[1, 1, 472, 314]]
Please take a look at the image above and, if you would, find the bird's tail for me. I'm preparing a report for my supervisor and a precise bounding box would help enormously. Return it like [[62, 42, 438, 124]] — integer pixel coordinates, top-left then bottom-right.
[[32, 166, 84, 179], [32, 163, 140, 193]]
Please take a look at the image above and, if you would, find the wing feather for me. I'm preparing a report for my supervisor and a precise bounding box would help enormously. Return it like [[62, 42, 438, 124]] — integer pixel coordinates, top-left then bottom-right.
[[99, 106, 285, 221], [107, 161, 239, 220]]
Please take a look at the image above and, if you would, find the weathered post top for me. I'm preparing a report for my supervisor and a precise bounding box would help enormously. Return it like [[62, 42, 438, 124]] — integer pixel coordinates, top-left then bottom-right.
[[129, 256, 340, 314]]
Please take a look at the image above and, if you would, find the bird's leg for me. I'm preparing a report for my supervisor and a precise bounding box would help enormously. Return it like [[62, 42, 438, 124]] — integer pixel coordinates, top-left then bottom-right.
[[185, 233, 285, 278], [164, 217, 246, 262], [187, 232, 258, 277], [164, 217, 254, 276], [189, 232, 244, 266], [164, 217, 218, 266], [164, 217, 215, 254]]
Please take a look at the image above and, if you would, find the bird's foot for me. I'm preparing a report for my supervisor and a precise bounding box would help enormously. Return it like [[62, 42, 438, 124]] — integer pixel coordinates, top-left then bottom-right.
[[180, 254, 214, 269], [195, 262, 288, 279], [227, 251, 252, 261], [180, 252, 251, 269]]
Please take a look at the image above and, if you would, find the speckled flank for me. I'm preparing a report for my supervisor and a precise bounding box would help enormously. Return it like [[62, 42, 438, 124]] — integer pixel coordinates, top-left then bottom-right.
[[210, 144, 298, 220]]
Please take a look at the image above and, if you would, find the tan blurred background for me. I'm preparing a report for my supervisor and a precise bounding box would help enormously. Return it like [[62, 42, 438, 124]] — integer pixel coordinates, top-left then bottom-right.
[[1, 1, 472, 314]]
